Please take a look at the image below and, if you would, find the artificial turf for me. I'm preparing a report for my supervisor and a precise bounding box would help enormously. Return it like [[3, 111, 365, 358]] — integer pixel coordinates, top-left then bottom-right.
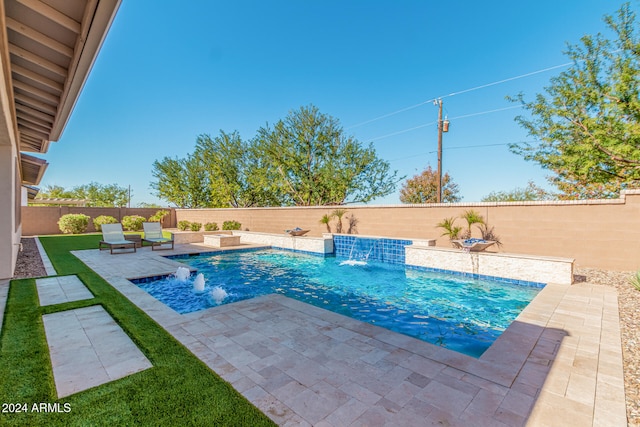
[[0, 234, 276, 426]]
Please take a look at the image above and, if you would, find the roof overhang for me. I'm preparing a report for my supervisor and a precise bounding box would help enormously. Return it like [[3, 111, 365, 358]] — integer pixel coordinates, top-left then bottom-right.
[[19, 151, 47, 184], [22, 183, 38, 199], [4, 0, 121, 154]]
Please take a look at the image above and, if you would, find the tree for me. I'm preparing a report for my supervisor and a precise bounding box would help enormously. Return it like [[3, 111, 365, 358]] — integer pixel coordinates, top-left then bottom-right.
[[72, 182, 129, 207], [194, 131, 283, 207], [253, 105, 400, 205], [36, 184, 74, 199], [481, 181, 555, 202], [399, 166, 461, 203], [150, 154, 211, 208], [509, 3, 640, 199]]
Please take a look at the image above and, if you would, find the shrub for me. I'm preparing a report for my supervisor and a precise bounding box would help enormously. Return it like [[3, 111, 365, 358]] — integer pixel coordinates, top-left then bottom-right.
[[631, 271, 640, 292], [148, 210, 169, 223], [190, 222, 202, 232], [92, 215, 118, 232], [121, 215, 146, 231], [204, 222, 218, 231], [58, 214, 90, 234], [222, 220, 241, 230], [177, 220, 191, 231]]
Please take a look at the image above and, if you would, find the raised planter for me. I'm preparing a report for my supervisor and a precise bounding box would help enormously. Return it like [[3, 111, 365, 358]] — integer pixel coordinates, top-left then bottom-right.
[[203, 234, 241, 247], [168, 230, 232, 244], [232, 230, 333, 254]]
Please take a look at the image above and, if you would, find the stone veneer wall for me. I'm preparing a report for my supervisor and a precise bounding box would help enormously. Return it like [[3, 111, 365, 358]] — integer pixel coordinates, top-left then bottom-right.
[[405, 245, 574, 285], [231, 231, 334, 254]]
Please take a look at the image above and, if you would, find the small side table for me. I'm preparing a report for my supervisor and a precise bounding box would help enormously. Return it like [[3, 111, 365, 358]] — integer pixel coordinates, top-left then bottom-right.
[[124, 234, 142, 248]]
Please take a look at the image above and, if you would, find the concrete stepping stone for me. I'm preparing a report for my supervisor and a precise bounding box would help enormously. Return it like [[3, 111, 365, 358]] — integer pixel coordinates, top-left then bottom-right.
[[42, 305, 152, 398], [36, 275, 93, 306]]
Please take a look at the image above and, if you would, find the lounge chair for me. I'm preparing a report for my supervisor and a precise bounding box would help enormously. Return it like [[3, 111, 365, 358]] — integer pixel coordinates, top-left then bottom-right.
[[452, 239, 496, 252], [285, 227, 310, 237], [142, 222, 174, 250], [99, 223, 137, 254]]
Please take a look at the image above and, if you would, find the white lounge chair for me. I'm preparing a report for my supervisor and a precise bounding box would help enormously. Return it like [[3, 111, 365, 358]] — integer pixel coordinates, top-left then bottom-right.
[[99, 223, 136, 254], [142, 222, 174, 251]]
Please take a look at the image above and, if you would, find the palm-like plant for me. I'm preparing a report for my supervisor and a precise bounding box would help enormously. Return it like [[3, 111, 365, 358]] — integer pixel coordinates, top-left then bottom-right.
[[331, 209, 348, 234], [319, 213, 333, 233], [436, 217, 462, 241], [461, 210, 484, 239], [346, 214, 359, 234], [478, 223, 502, 247]]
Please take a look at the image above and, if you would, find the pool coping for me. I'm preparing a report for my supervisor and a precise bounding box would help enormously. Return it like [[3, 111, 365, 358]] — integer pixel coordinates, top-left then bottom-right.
[[69, 243, 627, 426]]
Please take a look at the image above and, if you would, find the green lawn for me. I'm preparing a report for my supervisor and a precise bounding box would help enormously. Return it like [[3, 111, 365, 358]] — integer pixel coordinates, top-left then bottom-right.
[[0, 234, 275, 426]]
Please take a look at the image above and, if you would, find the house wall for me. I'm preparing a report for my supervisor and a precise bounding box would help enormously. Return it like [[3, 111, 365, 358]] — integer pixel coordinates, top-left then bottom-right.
[[0, 145, 19, 279], [0, 11, 19, 279], [173, 190, 640, 271]]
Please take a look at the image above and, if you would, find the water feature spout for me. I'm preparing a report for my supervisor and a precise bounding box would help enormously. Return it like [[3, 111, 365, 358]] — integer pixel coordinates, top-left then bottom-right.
[[210, 286, 228, 304], [174, 266, 191, 282], [193, 273, 205, 292], [344, 237, 383, 265]]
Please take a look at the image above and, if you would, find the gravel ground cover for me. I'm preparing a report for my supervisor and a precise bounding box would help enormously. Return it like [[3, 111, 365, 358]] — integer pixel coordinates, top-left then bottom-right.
[[11, 238, 640, 425]]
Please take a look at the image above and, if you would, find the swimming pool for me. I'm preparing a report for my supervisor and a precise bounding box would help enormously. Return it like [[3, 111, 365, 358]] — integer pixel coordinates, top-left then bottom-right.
[[133, 249, 542, 357]]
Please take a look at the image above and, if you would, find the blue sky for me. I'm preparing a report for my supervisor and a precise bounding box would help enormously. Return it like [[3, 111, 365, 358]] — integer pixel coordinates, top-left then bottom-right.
[[40, 1, 623, 206]]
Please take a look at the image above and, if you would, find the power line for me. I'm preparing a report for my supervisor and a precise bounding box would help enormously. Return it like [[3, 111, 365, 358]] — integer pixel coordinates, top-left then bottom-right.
[[438, 62, 572, 99], [448, 105, 522, 120], [346, 61, 571, 130], [367, 104, 523, 143], [369, 121, 437, 142], [388, 141, 534, 162]]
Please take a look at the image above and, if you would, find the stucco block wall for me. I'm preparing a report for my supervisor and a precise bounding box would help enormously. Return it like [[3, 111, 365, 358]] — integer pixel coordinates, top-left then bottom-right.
[[174, 191, 640, 271], [21, 207, 176, 236]]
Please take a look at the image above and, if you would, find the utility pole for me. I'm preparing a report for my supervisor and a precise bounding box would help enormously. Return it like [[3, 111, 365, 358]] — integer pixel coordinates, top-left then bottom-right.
[[435, 98, 449, 203], [436, 99, 443, 203]]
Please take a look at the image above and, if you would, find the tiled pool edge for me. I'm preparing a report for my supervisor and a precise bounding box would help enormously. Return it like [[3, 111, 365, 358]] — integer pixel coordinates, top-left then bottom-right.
[[81, 245, 566, 387], [406, 264, 546, 288]]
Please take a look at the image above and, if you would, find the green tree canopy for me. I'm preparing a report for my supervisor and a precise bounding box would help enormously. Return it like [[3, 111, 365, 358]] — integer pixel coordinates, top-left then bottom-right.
[[151, 105, 400, 207], [36, 184, 74, 199], [481, 181, 555, 202], [399, 166, 461, 203], [36, 183, 129, 206], [72, 182, 130, 207], [254, 105, 399, 205], [509, 3, 640, 199], [151, 154, 211, 208], [194, 132, 283, 207]]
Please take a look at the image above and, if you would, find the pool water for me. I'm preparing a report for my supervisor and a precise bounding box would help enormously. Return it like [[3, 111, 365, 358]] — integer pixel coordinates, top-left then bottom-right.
[[134, 249, 542, 357]]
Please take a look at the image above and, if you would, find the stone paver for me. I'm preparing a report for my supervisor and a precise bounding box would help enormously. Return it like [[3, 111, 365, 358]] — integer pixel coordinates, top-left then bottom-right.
[[71, 245, 627, 426], [36, 275, 94, 306], [42, 305, 152, 398], [35, 237, 57, 275]]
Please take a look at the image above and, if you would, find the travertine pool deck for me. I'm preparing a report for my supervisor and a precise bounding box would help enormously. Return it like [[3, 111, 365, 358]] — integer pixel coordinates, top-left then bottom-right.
[[67, 244, 627, 426]]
